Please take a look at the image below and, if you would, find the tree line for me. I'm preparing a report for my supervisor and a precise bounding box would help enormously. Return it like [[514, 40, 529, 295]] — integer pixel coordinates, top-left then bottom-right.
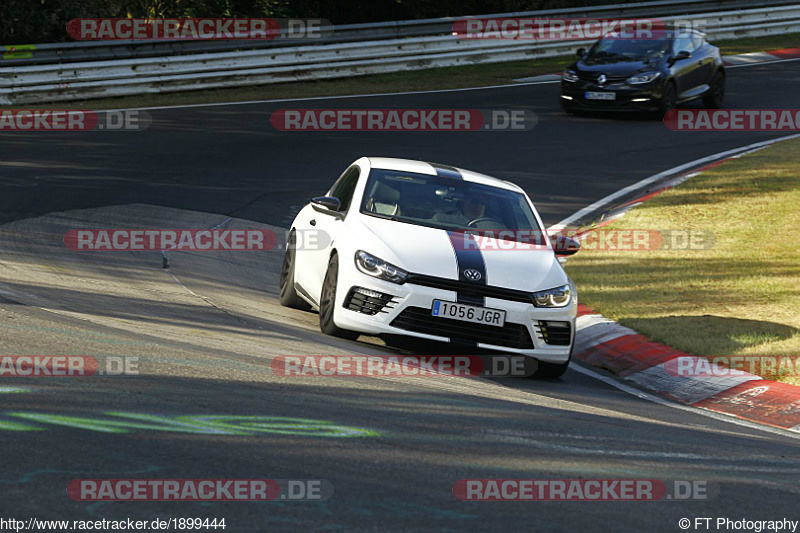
[[1, 0, 646, 44]]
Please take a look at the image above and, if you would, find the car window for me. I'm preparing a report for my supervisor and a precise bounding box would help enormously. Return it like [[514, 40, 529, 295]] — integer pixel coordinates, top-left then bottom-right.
[[672, 33, 695, 55], [587, 36, 669, 59], [360, 168, 543, 239], [327, 165, 360, 212], [691, 33, 705, 50]]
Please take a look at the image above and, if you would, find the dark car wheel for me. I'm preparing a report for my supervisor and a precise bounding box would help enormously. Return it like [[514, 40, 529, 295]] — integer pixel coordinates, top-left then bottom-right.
[[279, 230, 310, 310], [703, 72, 725, 109], [658, 81, 677, 116], [534, 356, 571, 379], [319, 254, 359, 340]]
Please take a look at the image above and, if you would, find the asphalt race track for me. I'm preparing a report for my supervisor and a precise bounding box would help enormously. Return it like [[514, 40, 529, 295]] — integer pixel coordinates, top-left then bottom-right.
[[0, 59, 798, 531]]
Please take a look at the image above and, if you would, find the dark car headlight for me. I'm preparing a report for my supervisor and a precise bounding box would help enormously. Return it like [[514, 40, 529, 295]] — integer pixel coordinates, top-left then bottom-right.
[[532, 284, 572, 308], [562, 70, 579, 83], [355, 251, 408, 284], [627, 72, 661, 85]]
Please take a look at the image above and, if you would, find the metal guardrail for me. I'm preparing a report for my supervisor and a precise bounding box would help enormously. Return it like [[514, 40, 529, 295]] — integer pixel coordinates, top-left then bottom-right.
[[1, 2, 799, 105], [1, 0, 795, 66]]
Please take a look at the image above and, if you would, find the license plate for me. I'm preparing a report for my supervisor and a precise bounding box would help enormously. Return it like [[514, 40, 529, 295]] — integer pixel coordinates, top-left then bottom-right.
[[431, 300, 506, 327], [585, 91, 616, 101]]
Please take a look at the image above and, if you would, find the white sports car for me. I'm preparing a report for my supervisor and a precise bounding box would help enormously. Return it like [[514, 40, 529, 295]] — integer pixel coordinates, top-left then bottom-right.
[[280, 157, 580, 378]]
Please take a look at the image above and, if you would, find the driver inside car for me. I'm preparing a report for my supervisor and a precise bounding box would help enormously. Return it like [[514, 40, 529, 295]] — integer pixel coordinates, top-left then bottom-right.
[[460, 196, 485, 221], [432, 192, 504, 229]]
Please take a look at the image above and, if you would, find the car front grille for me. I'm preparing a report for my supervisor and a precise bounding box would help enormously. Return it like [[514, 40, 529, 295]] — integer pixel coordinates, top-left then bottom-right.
[[343, 287, 397, 315], [403, 274, 532, 304], [579, 72, 629, 84], [535, 320, 572, 346], [390, 307, 534, 349]]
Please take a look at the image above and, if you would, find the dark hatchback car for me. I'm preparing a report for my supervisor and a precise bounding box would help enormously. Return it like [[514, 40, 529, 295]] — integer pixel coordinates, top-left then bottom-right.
[[560, 29, 725, 115]]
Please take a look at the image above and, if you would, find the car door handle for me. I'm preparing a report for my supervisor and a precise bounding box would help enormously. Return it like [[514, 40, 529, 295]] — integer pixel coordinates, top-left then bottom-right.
[[310, 219, 316, 226]]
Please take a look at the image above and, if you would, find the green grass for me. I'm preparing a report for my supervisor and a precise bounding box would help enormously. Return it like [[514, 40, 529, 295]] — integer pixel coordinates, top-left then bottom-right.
[[713, 32, 800, 55], [565, 137, 800, 383], [20, 32, 799, 110]]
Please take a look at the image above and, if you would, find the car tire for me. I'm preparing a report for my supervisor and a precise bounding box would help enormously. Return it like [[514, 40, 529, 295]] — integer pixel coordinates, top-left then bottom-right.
[[319, 254, 359, 340], [535, 360, 570, 379], [278, 230, 310, 310], [533, 353, 572, 379], [703, 72, 725, 109], [658, 81, 677, 116]]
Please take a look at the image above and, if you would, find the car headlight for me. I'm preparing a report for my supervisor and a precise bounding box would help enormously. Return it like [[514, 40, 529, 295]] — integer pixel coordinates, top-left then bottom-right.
[[355, 251, 408, 284], [532, 284, 572, 308], [562, 70, 579, 83], [627, 71, 660, 84]]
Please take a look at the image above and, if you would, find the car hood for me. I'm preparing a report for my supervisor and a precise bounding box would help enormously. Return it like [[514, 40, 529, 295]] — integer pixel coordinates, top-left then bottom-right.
[[352, 216, 568, 293], [574, 57, 661, 76]]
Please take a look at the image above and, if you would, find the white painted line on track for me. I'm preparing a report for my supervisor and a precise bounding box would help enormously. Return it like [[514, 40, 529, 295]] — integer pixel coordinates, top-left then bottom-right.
[[727, 56, 800, 68], [105, 80, 560, 113]]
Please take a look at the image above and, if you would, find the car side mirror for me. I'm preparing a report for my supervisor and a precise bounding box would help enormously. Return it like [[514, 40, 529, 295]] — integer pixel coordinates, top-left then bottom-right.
[[576, 48, 586, 57], [670, 50, 691, 64], [311, 196, 342, 214], [550, 234, 581, 255]]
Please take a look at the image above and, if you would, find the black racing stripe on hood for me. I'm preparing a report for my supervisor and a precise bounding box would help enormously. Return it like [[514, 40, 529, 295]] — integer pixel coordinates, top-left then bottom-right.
[[446, 231, 486, 306], [430, 163, 462, 180]]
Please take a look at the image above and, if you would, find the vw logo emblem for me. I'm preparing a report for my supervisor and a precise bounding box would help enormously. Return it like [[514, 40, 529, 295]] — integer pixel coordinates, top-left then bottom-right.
[[463, 268, 482, 281], [597, 74, 607, 85]]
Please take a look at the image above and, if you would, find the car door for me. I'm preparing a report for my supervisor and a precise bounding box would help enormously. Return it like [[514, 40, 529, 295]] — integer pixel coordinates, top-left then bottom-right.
[[670, 32, 700, 98], [301, 164, 361, 305], [691, 32, 715, 88]]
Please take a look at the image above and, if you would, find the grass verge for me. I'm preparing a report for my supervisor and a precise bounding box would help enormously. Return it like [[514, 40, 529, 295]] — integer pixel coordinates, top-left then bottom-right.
[[22, 32, 800, 110], [564, 136, 800, 384]]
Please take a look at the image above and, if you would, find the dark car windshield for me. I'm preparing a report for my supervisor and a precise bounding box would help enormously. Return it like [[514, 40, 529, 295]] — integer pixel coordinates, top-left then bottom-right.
[[359, 169, 544, 241], [587, 35, 670, 60]]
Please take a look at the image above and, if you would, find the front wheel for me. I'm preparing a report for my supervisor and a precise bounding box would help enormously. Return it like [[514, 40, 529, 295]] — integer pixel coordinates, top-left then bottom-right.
[[658, 81, 677, 116], [278, 230, 310, 310], [533, 353, 572, 379], [703, 72, 725, 109], [319, 254, 359, 340]]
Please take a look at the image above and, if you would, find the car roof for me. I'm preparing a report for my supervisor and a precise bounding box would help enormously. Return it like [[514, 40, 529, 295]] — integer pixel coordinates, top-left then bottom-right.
[[366, 157, 523, 193]]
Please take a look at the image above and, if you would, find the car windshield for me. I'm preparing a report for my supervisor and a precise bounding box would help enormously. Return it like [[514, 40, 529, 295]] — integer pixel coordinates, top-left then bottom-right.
[[359, 169, 544, 242], [587, 35, 670, 60]]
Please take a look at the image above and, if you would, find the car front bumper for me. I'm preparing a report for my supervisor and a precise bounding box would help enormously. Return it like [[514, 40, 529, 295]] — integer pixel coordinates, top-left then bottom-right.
[[334, 270, 576, 364], [560, 80, 664, 112]]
